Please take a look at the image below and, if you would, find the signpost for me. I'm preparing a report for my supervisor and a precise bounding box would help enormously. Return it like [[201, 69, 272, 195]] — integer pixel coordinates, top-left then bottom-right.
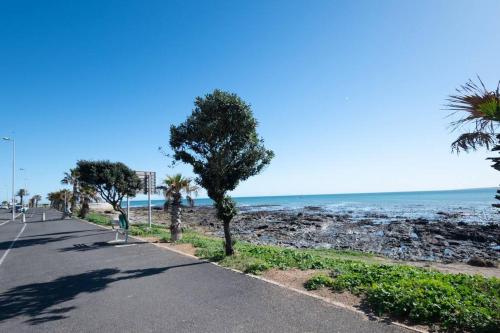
[[135, 171, 157, 228]]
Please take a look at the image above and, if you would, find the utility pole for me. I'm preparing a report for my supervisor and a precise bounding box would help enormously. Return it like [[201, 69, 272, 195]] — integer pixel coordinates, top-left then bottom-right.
[[2, 137, 15, 221], [148, 173, 152, 228]]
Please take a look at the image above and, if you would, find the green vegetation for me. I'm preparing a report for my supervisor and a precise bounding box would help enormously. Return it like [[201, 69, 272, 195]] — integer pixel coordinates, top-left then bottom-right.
[[75, 160, 142, 229], [16, 188, 29, 206], [170, 89, 274, 255], [85, 212, 113, 226], [306, 264, 499, 332], [304, 274, 335, 290], [83, 213, 499, 332], [47, 189, 72, 211], [61, 168, 80, 213], [446, 77, 500, 208]]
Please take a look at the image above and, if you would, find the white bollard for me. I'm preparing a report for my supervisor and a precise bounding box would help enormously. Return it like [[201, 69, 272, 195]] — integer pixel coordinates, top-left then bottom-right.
[[22, 213, 26, 223], [42, 212, 46, 221]]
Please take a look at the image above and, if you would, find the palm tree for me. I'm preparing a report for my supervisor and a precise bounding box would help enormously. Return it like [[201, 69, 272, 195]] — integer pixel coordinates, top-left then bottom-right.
[[446, 77, 500, 207], [158, 174, 198, 241], [78, 185, 98, 218], [446, 77, 500, 152], [16, 188, 29, 207], [47, 189, 72, 211], [61, 169, 80, 213], [32, 195, 42, 208], [488, 135, 500, 209]]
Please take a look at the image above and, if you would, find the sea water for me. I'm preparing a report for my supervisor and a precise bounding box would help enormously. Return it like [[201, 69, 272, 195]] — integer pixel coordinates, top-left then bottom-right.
[[126, 187, 499, 224]]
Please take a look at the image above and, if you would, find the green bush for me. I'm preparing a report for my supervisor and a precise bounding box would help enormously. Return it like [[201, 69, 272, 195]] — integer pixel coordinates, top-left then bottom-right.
[[329, 263, 499, 332], [304, 274, 335, 290]]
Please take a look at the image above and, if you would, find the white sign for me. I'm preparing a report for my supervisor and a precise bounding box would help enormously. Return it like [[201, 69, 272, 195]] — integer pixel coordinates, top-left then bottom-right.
[[135, 171, 157, 195]]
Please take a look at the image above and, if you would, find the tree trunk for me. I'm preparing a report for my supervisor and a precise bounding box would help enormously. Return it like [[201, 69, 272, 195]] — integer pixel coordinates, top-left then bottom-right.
[[79, 198, 90, 218], [170, 198, 182, 241], [223, 219, 234, 255]]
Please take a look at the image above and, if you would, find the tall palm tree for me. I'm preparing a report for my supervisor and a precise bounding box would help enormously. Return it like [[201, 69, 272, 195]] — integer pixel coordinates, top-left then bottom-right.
[[16, 188, 29, 207], [47, 189, 72, 211], [158, 174, 199, 241], [446, 77, 500, 207], [61, 169, 80, 213], [78, 185, 98, 218], [32, 194, 42, 208]]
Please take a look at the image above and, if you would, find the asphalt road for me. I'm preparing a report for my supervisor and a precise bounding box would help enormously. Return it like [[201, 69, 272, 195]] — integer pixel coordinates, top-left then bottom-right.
[[0, 208, 411, 333]]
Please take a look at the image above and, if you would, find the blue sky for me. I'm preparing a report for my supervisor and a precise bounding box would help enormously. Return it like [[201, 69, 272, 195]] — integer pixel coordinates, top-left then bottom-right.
[[1, 0, 499, 201]]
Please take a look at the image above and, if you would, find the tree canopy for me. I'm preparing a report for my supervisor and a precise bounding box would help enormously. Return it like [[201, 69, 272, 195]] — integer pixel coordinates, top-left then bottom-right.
[[446, 77, 500, 153], [75, 160, 141, 228], [170, 89, 274, 202]]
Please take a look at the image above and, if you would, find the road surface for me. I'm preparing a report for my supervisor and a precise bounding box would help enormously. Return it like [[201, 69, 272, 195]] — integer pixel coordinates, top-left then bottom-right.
[[0, 208, 411, 333]]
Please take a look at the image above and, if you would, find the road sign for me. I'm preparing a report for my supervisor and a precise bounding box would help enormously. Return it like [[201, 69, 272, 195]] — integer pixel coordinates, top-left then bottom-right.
[[135, 171, 157, 195], [134, 171, 157, 228]]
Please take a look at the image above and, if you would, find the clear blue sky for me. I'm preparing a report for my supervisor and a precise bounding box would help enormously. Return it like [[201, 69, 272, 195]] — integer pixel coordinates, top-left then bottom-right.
[[1, 0, 499, 201]]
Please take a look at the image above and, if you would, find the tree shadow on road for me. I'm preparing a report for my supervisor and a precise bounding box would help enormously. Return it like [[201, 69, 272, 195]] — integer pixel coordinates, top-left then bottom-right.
[[57, 240, 147, 252], [20, 229, 106, 238], [0, 262, 206, 325], [0, 235, 74, 251]]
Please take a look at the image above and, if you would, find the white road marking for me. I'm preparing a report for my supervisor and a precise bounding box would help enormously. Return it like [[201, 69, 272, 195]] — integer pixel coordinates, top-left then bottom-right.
[[0, 223, 27, 267], [0, 212, 22, 226]]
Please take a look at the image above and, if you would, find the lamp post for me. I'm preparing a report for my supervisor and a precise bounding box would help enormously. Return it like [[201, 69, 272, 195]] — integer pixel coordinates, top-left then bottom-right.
[[2, 137, 15, 221]]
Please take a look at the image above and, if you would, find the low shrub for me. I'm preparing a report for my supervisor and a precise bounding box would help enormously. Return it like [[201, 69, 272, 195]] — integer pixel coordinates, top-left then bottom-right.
[[304, 274, 335, 290], [329, 264, 499, 332]]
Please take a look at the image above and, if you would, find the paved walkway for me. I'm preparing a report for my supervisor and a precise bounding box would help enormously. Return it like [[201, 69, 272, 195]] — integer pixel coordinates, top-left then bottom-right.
[[0, 208, 411, 332]]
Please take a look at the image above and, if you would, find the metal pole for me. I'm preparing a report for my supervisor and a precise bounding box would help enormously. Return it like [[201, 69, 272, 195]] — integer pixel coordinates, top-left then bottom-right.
[[11, 140, 15, 221], [127, 195, 130, 219], [148, 174, 152, 228]]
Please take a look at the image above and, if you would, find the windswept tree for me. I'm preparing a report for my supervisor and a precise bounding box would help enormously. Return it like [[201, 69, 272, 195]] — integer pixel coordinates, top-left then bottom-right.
[[16, 189, 29, 207], [32, 194, 42, 208], [78, 185, 98, 218], [61, 169, 80, 213], [75, 160, 142, 230], [158, 174, 199, 241], [170, 89, 274, 255], [446, 77, 500, 207], [47, 189, 72, 211]]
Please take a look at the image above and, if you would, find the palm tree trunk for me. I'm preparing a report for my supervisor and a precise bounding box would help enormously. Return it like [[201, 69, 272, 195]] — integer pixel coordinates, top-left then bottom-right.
[[79, 198, 90, 218], [223, 219, 234, 255], [170, 198, 182, 241]]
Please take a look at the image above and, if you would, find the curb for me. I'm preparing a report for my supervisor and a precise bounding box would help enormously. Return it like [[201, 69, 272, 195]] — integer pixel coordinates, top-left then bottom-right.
[[78, 217, 427, 333]]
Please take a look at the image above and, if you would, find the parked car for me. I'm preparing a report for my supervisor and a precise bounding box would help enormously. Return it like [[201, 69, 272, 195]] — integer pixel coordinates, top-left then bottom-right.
[[10, 205, 22, 213]]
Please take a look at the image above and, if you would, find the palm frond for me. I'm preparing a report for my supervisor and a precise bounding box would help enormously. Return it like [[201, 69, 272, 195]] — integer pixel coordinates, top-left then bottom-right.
[[446, 77, 500, 152], [451, 132, 495, 153]]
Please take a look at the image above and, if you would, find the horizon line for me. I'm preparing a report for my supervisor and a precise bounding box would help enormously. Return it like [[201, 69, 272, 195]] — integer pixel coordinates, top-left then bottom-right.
[[134, 186, 495, 201]]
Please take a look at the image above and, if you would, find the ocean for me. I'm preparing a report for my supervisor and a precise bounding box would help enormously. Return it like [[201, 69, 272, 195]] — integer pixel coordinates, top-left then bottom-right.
[[126, 187, 499, 224]]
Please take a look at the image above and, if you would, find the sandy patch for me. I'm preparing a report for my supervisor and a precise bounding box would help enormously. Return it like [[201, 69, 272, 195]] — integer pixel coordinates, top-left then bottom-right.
[[262, 268, 362, 308], [404, 260, 499, 278]]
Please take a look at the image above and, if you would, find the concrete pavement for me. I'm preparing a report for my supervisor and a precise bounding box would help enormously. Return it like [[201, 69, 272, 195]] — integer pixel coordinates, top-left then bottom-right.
[[0, 208, 411, 332]]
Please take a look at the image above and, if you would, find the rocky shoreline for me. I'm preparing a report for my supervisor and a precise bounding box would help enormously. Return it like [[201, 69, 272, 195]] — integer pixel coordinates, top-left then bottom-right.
[[126, 205, 499, 265]]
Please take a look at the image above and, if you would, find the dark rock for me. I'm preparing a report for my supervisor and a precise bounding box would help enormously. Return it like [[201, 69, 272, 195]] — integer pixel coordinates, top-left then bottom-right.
[[467, 256, 497, 267]]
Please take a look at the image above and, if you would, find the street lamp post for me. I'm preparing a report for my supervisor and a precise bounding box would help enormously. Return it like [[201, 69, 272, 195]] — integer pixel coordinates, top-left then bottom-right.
[[2, 137, 15, 221]]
